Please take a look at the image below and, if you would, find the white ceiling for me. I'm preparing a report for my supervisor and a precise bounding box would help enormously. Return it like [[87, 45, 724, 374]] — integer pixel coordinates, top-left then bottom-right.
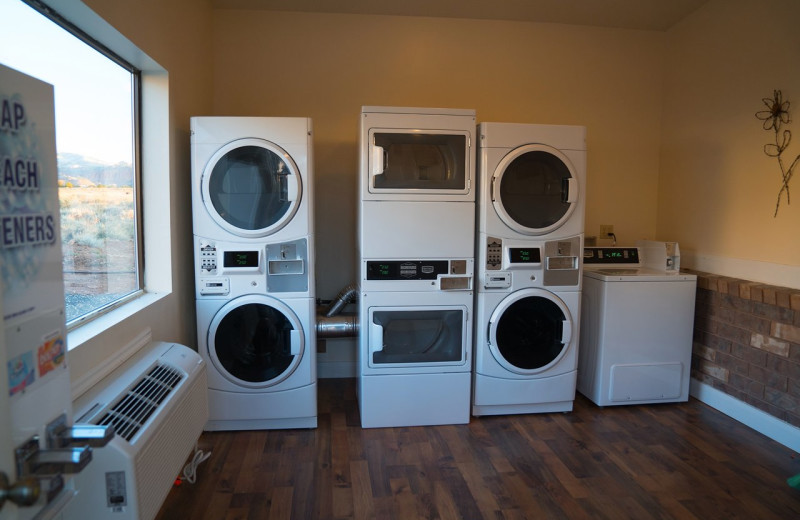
[[210, 0, 709, 31]]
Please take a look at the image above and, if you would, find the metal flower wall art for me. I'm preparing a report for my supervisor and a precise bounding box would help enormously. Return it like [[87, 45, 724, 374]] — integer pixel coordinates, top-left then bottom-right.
[[756, 90, 798, 216]]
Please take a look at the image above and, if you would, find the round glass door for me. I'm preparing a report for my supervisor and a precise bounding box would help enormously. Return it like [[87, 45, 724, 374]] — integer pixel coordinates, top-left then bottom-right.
[[201, 138, 301, 238], [488, 289, 573, 374], [492, 144, 578, 236], [208, 295, 304, 388]]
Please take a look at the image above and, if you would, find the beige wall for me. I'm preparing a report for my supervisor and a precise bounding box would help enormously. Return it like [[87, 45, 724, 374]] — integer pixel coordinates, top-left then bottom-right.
[[211, 11, 666, 298], [66, 0, 214, 383], [660, 0, 800, 286]]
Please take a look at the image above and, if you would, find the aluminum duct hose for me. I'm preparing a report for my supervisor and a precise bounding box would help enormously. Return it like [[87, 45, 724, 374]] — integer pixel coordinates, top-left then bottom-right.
[[315, 312, 359, 338], [316, 284, 360, 339], [324, 283, 359, 317]]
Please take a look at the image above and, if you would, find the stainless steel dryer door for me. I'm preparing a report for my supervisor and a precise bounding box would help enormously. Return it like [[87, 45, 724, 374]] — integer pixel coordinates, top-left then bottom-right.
[[492, 144, 579, 235], [368, 130, 470, 195], [201, 138, 301, 238], [207, 295, 304, 388], [367, 305, 468, 370], [488, 288, 573, 374]]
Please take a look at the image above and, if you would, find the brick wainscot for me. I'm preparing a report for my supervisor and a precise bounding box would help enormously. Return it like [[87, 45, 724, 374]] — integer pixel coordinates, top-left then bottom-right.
[[689, 271, 800, 428]]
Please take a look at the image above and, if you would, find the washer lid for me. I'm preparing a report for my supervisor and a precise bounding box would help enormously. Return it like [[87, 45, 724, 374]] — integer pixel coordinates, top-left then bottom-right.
[[201, 138, 302, 238], [492, 144, 579, 235], [207, 294, 304, 388], [583, 267, 697, 282], [488, 288, 573, 375]]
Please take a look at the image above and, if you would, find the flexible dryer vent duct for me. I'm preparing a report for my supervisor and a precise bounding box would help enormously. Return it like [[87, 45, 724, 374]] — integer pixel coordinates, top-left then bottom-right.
[[325, 284, 359, 317], [316, 284, 359, 338]]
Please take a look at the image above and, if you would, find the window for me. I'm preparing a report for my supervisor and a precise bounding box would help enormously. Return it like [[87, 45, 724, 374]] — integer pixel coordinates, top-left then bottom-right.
[[0, 0, 142, 325]]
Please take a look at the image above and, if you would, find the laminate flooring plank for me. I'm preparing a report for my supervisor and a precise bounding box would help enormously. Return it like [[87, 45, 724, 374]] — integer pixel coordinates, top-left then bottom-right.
[[234, 432, 269, 493], [389, 477, 418, 519], [350, 459, 375, 520], [455, 461, 502, 518], [267, 486, 294, 520]]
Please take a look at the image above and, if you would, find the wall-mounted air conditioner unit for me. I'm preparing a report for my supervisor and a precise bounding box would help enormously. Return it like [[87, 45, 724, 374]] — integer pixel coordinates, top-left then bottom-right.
[[63, 341, 208, 520]]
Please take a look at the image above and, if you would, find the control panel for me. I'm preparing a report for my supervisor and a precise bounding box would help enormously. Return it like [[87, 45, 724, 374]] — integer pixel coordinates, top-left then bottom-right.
[[481, 236, 582, 289], [194, 237, 310, 296], [367, 260, 449, 280], [484, 237, 543, 271], [583, 247, 640, 265], [486, 237, 502, 270], [199, 243, 218, 274], [364, 258, 473, 291]]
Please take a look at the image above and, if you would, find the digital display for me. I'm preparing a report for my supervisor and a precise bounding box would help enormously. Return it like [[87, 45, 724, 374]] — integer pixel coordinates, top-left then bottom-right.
[[509, 248, 541, 264], [583, 247, 640, 264], [223, 251, 259, 268]]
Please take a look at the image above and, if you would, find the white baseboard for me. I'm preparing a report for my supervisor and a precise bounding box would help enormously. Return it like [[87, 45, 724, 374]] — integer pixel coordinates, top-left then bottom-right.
[[690, 378, 800, 453], [318, 361, 357, 379]]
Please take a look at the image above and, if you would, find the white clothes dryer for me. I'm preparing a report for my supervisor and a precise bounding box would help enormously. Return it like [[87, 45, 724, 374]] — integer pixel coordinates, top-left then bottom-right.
[[472, 235, 582, 416], [358, 288, 473, 428], [359, 106, 475, 203], [477, 122, 586, 241], [196, 294, 316, 430], [191, 116, 313, 243], [358, 107, 476, 260]]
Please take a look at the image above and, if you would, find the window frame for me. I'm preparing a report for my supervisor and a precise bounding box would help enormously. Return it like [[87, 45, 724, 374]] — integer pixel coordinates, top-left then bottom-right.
[[19, 0, 146, 329]]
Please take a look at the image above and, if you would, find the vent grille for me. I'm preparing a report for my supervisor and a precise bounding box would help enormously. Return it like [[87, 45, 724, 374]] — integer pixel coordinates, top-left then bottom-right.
[[95, 363, 184, 442]]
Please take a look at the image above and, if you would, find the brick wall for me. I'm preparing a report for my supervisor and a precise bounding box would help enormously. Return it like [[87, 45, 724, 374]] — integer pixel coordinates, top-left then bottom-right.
[[689, 270, 800, 428]]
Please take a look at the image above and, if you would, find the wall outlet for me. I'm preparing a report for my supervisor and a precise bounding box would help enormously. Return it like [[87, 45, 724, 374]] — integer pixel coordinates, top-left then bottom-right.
[[600, 224, 614, 237]]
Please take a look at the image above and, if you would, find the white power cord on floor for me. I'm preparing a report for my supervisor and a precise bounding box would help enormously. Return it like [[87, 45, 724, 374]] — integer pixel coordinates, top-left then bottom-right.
[[180, 444, 211, 484]]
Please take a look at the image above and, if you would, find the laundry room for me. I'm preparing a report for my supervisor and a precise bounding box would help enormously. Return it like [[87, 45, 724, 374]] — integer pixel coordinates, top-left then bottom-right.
[[1, 0, 799, 518]]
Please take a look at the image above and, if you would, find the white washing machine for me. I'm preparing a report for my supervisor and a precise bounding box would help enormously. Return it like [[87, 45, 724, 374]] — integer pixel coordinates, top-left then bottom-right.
[[191, 116, 316, 430], [472, 235, 582, 416], [196, 293, 316, 430], [191, 116, 313, 243], [578, 245, 697, 406], [477, 122, 586, 242]]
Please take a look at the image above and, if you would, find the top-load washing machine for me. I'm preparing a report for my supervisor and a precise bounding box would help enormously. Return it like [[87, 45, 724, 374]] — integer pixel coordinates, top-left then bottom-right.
[[477, 122, 586, 241], [578, 242, 697, 407], [191, 116, 313, 243]]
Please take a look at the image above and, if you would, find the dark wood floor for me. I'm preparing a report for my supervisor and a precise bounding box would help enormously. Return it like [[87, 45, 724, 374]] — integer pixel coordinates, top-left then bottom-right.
[[155, 378, 800, 519]]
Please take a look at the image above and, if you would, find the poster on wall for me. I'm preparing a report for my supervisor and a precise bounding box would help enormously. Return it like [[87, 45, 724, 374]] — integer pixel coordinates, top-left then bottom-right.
[[1, 61, 69, 406]]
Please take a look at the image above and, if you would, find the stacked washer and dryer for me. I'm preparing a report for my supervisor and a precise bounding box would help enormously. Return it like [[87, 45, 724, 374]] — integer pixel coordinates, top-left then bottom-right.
[[472, 123, 587, 416], [357, 106, 476, 428], [191, 117, 317, 430]]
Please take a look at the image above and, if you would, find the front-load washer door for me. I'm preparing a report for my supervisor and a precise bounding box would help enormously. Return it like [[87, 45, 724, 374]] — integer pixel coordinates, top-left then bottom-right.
[[488, 288, 573, 375], [207, 294, 304, 388], [492, 144, 579, 236], [201, 138, 301, 238], [368, 130, 470, 196]]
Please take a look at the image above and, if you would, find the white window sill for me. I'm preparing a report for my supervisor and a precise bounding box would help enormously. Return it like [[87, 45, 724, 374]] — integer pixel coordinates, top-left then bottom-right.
[[67, 290, 168, 351]]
